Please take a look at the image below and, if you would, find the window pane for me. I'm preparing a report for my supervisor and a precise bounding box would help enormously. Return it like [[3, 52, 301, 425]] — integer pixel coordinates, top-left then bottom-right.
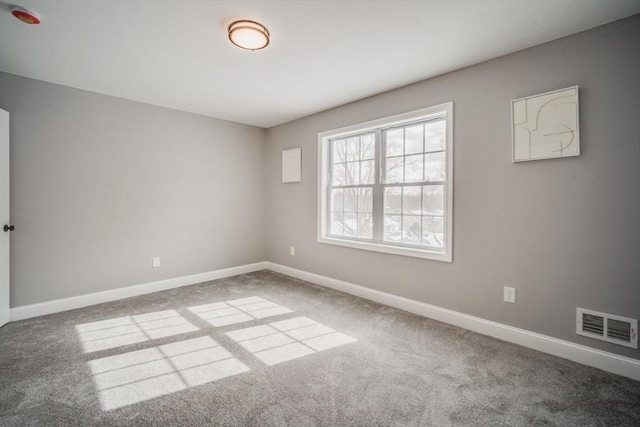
[[343, 189, 358, 213], [384, 187, 402, 214], [402, 215, 422, 245], [346, 137, 359, 162], [332, 139, 347, 163], [360, 160, 375, 184], [424, 152, 445, 182], [405, 125, 423, 155], [423, 185, 444, 215], [360, 134, 375, 160], [425, 120, 445, 152], [332, 163, 346, 186], [358, 214, 373, 239], [422, 216, 444, 248], [345, 162, 360, 185], [384, 215, 402, 242], [330, 189, 344, 212], [343, 213, 358, 237], [402, 186, 421, 215], [330, 213, 344, 236], [385, 157, 404, 183], [386, 129, 404, 157], [404, 154, 424, 183], [358, 188, 372, 213]]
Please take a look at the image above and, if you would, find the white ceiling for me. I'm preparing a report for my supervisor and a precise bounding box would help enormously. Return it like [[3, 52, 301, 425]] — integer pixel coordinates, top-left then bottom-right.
[[1, 1, 638, 128]]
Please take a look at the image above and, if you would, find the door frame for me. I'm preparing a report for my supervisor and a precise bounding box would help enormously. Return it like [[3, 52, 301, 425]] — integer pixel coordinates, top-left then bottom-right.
[[0, 108, 10, 327]]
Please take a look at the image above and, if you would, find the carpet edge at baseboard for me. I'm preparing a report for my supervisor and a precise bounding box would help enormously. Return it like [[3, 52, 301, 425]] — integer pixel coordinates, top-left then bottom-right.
[[266, 262, 640, 382], [9, 261, 269, 321], [9, 260, 638, 381]]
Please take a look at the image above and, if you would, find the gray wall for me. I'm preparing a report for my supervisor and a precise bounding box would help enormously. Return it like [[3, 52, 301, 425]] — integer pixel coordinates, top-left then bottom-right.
[[0, 73, 266, 307], [264, 16, 640, 359]]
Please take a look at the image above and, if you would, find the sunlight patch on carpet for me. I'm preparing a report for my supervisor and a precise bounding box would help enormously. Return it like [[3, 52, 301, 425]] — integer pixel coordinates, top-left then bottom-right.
[[76, 310, 199, 353], [79, 297, 357, 411], [187, 297, 292, 327], [88, 336, 249, 410], [226, 316, 357, 366]]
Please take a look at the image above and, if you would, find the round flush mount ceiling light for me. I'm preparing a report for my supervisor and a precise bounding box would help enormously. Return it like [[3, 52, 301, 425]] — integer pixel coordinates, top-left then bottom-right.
[[228, 20, 269, 51], [11, 6, 40, 25]]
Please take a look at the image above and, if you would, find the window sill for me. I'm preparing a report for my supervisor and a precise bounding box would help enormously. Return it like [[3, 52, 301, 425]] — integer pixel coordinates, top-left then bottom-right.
[[317, 235, 452, 262]]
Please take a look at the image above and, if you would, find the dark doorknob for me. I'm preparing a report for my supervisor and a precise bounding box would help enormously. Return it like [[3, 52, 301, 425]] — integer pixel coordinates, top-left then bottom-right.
[[3, 225, 15, 232]]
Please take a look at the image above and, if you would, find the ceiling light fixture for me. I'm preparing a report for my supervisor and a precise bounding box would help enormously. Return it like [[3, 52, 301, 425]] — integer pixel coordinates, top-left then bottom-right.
[[228, 20, 269, 51]]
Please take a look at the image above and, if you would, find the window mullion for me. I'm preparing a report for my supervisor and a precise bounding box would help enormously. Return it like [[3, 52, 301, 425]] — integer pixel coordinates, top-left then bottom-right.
[[373, 129, 384, 242], [326, 140, 333, 236]]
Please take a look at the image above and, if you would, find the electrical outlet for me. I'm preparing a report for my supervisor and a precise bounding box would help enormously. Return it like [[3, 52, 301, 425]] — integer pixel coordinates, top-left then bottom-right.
[[152, 257, 161, 268], [290, 247, 295, 256], [503, 286, 516, 303]]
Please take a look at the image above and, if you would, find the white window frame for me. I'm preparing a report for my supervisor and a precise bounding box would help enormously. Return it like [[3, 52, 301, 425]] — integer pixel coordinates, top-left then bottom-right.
[[317, 102, 453, 262]]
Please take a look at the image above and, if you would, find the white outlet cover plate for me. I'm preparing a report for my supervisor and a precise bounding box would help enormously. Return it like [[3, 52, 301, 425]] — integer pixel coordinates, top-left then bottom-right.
[[504, 287, 516, 303]]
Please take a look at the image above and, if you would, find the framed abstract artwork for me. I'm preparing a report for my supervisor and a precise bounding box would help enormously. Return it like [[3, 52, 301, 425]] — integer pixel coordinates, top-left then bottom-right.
[[511, 86, 579, 162]]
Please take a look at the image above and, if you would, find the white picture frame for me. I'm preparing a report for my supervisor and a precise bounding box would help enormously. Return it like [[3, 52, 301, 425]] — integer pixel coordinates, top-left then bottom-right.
[[512, 86, 580, 162]]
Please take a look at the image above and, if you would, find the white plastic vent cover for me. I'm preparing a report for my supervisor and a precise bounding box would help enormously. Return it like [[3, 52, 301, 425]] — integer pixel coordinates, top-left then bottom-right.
[[576, 308, 638, 349]]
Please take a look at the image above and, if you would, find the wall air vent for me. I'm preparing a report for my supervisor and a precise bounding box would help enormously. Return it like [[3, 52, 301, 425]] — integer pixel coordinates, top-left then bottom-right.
[[577, 308, 638, 349]]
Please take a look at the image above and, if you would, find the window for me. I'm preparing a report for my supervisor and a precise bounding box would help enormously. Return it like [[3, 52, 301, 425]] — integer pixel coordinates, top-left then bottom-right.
[[317, 103, 453, 262]]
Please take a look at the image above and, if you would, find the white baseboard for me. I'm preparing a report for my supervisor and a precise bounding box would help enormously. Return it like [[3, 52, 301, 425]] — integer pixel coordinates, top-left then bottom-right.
[[9, 260, 638, 381], [10, 262, 268, 321], [265, 262, 640, 381]]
